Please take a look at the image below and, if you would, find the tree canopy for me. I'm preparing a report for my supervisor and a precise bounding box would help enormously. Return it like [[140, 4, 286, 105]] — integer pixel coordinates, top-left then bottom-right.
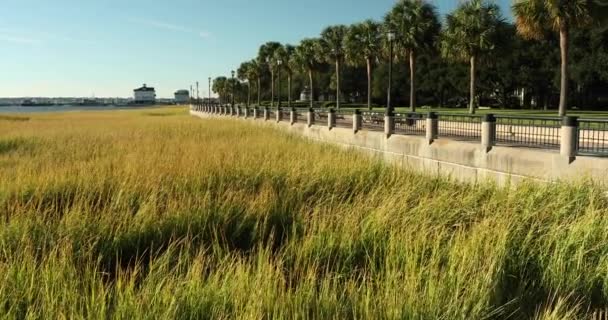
[[219, 1, 608, 113]]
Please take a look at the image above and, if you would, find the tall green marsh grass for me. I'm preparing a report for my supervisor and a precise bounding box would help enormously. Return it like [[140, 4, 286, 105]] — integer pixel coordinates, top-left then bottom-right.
[[0, 107, 607, 319]]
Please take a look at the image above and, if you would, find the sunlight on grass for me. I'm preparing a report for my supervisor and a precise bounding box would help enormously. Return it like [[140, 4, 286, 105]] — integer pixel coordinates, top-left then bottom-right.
[[0, 107, 607, 318]]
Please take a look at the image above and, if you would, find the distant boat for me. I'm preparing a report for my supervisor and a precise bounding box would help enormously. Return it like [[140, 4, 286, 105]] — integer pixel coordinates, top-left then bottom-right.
[[20, 99, 55, 107]]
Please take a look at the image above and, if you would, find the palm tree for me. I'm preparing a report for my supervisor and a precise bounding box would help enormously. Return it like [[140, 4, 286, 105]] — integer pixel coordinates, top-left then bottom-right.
[[345, 20, 382, 110], [212, 76, 228, 105], [274, 45, 296, 108], [441, 0, 503, 114], [246, 60, 262, 107], [386, 0, 440, 112], [293, 39, 320, 109], [318, 25, 348, 109], [237, 61, 252, 107], [257, 42, 282, 107], [513, 0, 608, 116]]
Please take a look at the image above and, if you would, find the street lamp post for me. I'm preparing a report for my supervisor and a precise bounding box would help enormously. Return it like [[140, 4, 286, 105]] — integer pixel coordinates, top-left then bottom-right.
[[231, 71, 235, 111], [277, 59, 283, 108], [387, 30, 396, 116]]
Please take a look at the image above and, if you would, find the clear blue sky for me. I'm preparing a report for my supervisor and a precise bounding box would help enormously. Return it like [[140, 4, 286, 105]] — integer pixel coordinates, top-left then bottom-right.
[[0, 0, 511, 98]]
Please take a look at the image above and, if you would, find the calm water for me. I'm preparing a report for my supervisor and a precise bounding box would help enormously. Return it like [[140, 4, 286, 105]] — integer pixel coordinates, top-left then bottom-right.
[[0, 105, 165, 113]]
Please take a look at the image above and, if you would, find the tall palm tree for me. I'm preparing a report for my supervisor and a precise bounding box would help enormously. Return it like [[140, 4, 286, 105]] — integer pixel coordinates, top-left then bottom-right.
[[441, 0, 503, 114], [246, 60, 262, 107], [294, 39, 320, 109], [318, 25, 348, 109], [212, 76, 228, 105], [237, 61, 252, 107], [513, 0, 608, 116], [386, 0, 440, 112], [345, 20, 382, 110], [274, 44, 296, 108], [257, 42, 282, 107]]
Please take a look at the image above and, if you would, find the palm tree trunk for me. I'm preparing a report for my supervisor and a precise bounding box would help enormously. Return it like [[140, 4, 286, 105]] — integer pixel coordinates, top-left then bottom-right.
[[308, 68, 314, 109], [271, 71, 275, 108], [257, 77, 261, 107], [410, 50, 416, 112], [288, 73, 292, 108], [247, 82, 251, 107], [559, 24, 569, 117], [366, 57, 372, 110], [335, 59, 341, 110], [469, 55, 477, 114]]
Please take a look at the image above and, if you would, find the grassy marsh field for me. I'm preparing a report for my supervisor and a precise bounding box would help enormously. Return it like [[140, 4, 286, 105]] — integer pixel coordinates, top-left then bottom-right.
[[1, 107, 608, 319]]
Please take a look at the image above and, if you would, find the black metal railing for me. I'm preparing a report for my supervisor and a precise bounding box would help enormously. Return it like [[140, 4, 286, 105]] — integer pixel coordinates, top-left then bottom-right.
[[495, 115, 562, 149], [313, 109, 328, 126], [437, 114, 482, 141], [394, 113, 426, 136], [335, 110, 353, 128], [206, 106, 608, 157], [361, 111, 384, 132], [294, 109, 306, 123], [280, 109, 291, 122], [578, 119, 608, 156], [268, 108, 276, 120]]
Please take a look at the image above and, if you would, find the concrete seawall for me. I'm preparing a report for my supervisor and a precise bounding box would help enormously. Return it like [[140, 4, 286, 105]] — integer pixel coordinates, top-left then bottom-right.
[[191, 110, 608, 186]]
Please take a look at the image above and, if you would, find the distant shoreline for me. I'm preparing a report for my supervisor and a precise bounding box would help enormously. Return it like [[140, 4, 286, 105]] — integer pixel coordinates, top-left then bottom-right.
[[0, 105, 175, 113]]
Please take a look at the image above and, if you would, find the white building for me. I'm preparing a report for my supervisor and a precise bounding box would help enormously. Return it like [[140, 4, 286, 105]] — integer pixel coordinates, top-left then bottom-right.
[[174, 90, 190, 104], [133, 84, 156, 104], [299, 87, 312, 102]]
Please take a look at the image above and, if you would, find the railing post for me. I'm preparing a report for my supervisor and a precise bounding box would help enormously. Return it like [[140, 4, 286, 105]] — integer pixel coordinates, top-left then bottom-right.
[[236, 106, 241, 117], [244, 107, 250, 118], [353, 109, 362, 133], [426, 112, 438, 144], [223, 106, 228, 115], [252, 107, 258, 119], [307, 108, 314, 127], [561, 116, 579, 161], [290, 107, 297, 125], [276, 108, 282, 123], [264, 107, 270, 121], [481, 114, 496, 152], [328, 108, 336, 130], [384, 111, 394, 138]]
